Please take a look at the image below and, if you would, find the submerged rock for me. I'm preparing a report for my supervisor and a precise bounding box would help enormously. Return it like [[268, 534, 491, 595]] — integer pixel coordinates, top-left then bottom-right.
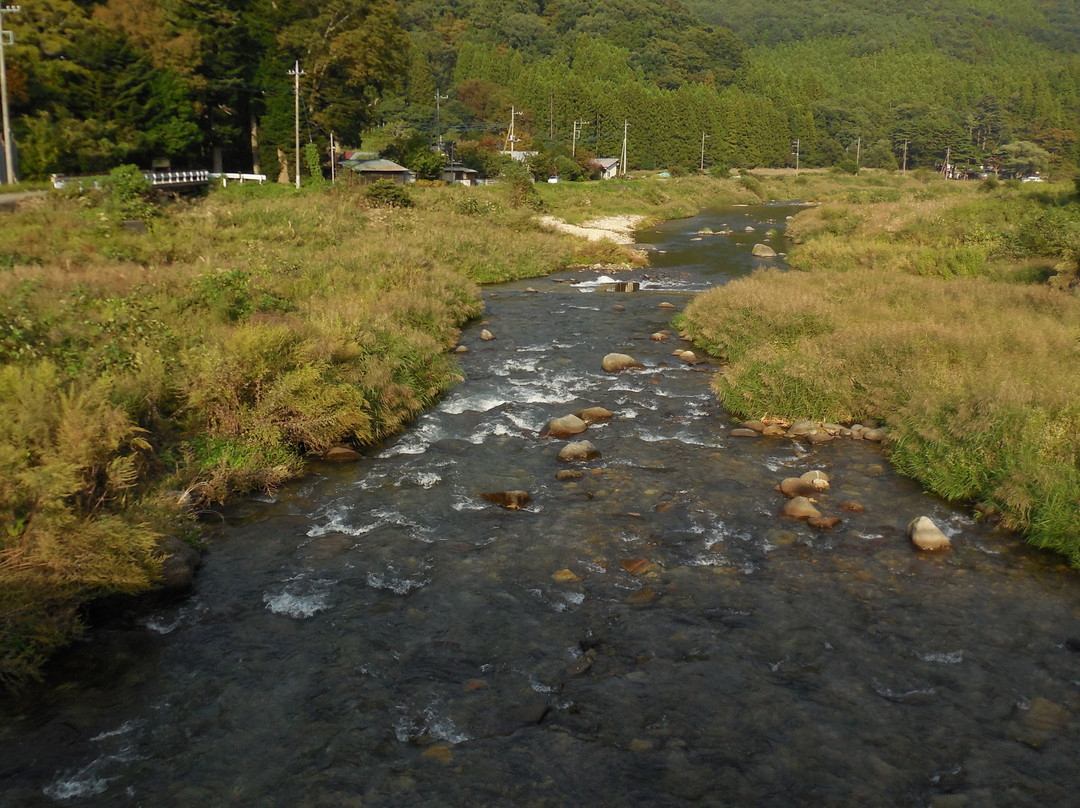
[[558, 440, 601, 462], [322, 445, 362, 463], [482, 490, 532, 510], [156, 535, 201, 593], [908, 516, 951, 550], [480, 329, 495, 341], [782, 497, 822, 520]]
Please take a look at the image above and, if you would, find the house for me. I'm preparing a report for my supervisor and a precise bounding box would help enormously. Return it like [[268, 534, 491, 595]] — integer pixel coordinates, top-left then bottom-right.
[[590, 157, 619, 180], [440, 162, 479, 186], [339, 154, 415, 185]]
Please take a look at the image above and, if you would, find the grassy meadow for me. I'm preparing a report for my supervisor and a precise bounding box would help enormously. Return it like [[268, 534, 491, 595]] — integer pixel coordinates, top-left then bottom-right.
[[679, 171, 1080, 563], [0, 171, 755, 687]]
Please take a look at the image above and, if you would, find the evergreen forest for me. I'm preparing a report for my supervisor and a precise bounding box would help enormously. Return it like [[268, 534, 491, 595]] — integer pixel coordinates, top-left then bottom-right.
[[4, 0, 1080, 180]]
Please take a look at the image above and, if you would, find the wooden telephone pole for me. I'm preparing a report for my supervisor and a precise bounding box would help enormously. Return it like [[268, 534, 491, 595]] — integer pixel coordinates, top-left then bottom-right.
[[287, 61, 305, 188], [620, 120, 628, 177], [0, 5, 20, 185]]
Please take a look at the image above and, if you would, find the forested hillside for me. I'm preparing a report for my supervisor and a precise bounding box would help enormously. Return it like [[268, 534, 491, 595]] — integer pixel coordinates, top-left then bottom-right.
[[4, 0, 1079, 179]]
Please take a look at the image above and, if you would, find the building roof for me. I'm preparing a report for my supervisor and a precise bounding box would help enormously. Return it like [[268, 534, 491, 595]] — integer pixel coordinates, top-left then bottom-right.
[[590, 158, 619, 170], [342, 158, 411, 173], [443, 162, 478, 175]]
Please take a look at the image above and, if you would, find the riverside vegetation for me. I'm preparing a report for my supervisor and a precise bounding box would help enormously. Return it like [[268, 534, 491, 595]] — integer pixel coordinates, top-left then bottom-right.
[[2, 168, 1078, 687], [0, 170, 757, 687], [679, 170, 1080, 566]]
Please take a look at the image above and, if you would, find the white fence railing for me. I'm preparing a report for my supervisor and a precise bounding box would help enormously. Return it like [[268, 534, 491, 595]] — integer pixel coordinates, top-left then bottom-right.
[[52, 169, 266, 191]]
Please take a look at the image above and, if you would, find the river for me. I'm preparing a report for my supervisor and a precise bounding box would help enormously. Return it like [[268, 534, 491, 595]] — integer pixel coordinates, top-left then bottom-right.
[[3, 204, 1080, 807]]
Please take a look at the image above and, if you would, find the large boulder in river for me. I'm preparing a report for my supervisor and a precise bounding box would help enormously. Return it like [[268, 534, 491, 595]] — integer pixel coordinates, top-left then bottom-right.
[[908, 516, 951, 551], [602, 353, 645, 373], [558, 440, 601, 462], [752, 243, 777, 257], [541, 414, 588, 438]]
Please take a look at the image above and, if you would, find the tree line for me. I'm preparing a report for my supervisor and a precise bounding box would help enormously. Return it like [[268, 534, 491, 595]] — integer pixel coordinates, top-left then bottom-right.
[[3, 0, 1078, 181]]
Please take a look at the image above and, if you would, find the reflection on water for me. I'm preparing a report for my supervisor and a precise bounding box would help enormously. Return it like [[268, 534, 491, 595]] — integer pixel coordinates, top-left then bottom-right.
[[4, 205, 1080, 808]]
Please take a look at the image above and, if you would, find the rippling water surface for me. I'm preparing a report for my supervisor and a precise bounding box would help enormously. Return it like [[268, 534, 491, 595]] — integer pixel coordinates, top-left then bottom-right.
[[4, 205, 1080, 807]]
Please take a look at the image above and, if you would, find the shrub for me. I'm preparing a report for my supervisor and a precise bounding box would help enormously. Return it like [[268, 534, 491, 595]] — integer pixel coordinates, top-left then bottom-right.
[[363, 179, 414, 208], [832, 158, 859, 175], [738, 173, 766, 199], [106, 164, 156, 222], [500, 161, 544, 210]]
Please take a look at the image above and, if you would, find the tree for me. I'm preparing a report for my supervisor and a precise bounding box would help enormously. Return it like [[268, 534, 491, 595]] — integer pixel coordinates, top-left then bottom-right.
[[998, 141, 1052, 178]]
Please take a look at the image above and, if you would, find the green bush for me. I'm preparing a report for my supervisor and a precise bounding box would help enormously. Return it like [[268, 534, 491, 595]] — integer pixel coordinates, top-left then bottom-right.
[[500, 161, 544, 210], [106, 165, 156, 222], [363, 179, 414, 208], [738, 173, 766, 199]]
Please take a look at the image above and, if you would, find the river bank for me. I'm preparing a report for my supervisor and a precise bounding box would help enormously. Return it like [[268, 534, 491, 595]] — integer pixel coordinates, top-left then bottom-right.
[[679, 175, 1080, 564]]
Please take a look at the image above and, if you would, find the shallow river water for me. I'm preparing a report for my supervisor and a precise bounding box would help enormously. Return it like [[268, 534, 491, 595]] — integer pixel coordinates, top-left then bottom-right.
[[4, 205, 1080, 807]]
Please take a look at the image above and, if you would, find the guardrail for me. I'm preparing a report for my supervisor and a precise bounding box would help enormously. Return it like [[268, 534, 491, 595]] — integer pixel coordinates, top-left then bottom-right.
[[51, 170, 266, 191], [146, 169, 211, 187], [210, 172, 267, 187]]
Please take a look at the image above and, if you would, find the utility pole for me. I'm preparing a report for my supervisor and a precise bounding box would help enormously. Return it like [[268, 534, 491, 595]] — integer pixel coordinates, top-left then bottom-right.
[[941, 146, 950, 178], [792, 138, 800, 177], [0, 5, 20, 186], [902, 140, 909, 174], [620, 120, 628, 177], [329, 132, 336, 184], [434, 89, 448, 153], [700, 132, 709, 172], [287, 60, 305, 189], [572, 119, 584, 158], [504, 106, 523, 153], [855, 136, 861, 170]]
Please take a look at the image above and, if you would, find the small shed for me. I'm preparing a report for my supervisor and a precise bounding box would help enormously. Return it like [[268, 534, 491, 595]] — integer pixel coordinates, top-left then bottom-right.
[[341, 156, 415, 185], [441, 162, 479, 186], [590, 158, 619, 180]]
